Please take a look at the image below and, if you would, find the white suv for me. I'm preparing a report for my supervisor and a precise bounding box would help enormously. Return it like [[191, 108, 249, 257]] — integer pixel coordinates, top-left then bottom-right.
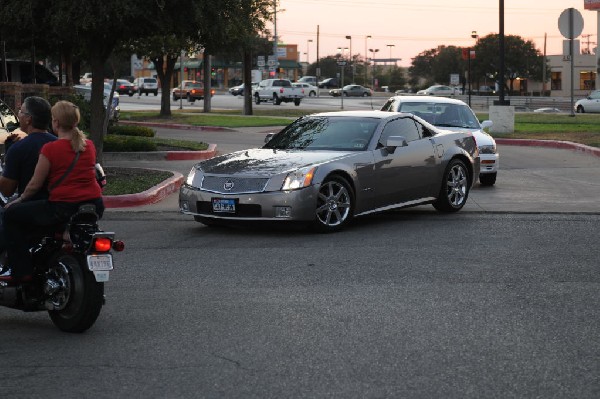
[[134, 77, 159, 96]]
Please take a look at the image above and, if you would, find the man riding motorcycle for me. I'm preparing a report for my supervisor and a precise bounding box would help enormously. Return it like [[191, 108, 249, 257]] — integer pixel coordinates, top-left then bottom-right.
[[0, 96, 56, 279]]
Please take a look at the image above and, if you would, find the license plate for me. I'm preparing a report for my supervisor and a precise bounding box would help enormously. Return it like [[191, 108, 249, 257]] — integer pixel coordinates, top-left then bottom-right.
[[212, 198, 236, 213], [87, 254, 114, 271]]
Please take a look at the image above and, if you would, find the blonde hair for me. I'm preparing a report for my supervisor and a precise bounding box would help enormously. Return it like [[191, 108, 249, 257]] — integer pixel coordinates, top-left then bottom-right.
[[52, 100, 87, 152]]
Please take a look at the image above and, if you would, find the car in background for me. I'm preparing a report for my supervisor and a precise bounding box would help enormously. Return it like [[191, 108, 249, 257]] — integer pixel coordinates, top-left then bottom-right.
[[133, 77, 159, 96], [329, 84, 372, 97], [318, 77, 339, 88], [172, 80, 215, 102], [179, 111, 480, 232], [115, 79, 137, 96], [74, 84, 120, 122], [79, 72, 92, 85], [292, 82, 318, 97], [417, 85, 457, 97], [533, 107, 562, 113], [575, 90, 600, 113], [381, 95, 498, 186], [228, 82, 257, 96], [297, 76, 317, 85]]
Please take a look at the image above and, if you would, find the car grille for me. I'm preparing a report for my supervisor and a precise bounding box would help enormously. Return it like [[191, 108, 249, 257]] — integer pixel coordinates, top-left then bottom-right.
[[197, 201, 262, 217], [201, 176, 269, 194]]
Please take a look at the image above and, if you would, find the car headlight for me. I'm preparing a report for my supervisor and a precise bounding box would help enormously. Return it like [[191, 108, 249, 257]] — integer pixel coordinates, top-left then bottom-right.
[[186, 166, 197, 186], [479, 144, 497, 154], [282, 166, 316, 190]]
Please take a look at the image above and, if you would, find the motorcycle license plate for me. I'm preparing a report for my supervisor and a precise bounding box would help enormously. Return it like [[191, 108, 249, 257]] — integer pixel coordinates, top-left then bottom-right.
[[87, 254, 114, 271], [212, 198, 235, 213]]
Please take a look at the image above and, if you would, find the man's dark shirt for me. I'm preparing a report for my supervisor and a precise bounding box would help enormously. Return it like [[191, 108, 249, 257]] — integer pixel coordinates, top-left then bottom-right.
[[2, 131, 57, 201]]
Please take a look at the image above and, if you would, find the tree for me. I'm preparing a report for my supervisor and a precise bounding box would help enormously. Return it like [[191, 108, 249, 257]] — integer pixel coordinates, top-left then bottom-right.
[[408, 46, 462, 89], [472, 34, 548, 94], [132, 1, 204, 118]]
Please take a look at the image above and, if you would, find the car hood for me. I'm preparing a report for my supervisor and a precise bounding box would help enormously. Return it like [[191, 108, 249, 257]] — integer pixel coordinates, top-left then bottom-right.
[[436, 127, 495, 146], [197, 148, 354, 176]]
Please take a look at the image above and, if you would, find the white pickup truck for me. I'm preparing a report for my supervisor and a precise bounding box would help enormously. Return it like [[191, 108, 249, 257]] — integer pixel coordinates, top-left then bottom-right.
[[253, 79, 304, 106]]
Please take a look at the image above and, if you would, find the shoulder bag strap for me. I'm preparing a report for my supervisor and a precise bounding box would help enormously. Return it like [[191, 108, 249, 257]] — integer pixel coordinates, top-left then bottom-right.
[[48, 151, 80, 191]]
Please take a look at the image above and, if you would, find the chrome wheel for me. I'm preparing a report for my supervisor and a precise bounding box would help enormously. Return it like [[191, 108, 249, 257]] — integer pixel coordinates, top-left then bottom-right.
[[315, 177, 353, 231], [447, 163, 468, 206], [433, 159, 470, 213]]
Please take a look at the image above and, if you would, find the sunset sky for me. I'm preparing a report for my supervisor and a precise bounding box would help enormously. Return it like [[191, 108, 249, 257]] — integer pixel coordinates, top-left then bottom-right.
[[274, 0, 599, 66]]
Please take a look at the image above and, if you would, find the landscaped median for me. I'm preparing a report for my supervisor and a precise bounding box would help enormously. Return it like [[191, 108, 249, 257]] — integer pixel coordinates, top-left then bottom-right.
[[103, 171, 184, 208]]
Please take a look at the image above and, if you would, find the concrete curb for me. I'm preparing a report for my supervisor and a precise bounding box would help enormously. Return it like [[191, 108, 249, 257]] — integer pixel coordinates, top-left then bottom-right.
[[496, 138, 600, 158], [122, 120, 234, 132], [103, 143, 217, 162], [104, 171, 184, 208]]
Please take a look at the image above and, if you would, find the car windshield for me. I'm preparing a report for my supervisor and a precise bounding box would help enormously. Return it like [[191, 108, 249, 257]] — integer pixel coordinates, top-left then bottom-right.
[[263, 116, 379, 151], [398, 102, 480, 128]]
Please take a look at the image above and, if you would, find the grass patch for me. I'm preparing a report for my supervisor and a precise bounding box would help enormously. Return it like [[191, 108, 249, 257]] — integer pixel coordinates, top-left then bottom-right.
[[103, 168, 173, 196], [120, 110, 294, 127], [475, 112, 600, 147]]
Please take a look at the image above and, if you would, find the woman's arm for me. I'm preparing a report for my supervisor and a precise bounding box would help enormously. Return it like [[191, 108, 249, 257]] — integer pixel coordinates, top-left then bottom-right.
[[6, 154, 51, 206]]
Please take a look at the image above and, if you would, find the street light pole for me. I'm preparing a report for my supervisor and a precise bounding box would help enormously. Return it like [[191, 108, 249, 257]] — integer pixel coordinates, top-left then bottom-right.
[[345, 35, 352, 82], [386, 44, 395, 87], [306, 39, 313, 65], [468, 31, 478, 107], [369, 48, 379, 89], [364, 35, 371, 85]]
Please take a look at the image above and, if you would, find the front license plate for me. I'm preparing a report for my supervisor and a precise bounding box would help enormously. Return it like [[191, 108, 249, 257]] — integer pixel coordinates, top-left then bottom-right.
[[87, 254, 114, 271], [212, 198, 236, 213]]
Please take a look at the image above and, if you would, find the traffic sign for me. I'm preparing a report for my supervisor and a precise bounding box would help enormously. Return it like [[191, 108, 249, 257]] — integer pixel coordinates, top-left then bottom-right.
[[558, 8, 584, 39]]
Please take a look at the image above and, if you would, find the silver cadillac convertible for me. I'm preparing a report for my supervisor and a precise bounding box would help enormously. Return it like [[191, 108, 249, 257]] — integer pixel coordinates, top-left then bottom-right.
[[179, 111, 480, 232]]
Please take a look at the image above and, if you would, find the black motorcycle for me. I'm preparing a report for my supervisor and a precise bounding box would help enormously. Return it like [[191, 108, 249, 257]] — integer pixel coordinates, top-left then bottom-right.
[[0, 203, 124, 332]]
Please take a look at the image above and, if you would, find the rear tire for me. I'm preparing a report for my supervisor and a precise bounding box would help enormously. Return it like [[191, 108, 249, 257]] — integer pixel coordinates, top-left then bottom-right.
[[433, 159, 470, 212], [294, 99, 301, 106], [273, 94, 282, 105], [47, 253, 104, 333], [255, 94, 261, 105]]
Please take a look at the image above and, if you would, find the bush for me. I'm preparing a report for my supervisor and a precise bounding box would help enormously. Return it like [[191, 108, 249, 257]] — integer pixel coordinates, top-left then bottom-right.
[[48, 94, 91, 131], [108, 125, 155, 137], [103, 135, 157, 152]]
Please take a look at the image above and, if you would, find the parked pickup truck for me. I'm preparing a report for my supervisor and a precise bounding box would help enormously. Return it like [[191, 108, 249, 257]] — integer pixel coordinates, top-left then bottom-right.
[[253, 79, 304, 106], [172, 80, 215, 102]]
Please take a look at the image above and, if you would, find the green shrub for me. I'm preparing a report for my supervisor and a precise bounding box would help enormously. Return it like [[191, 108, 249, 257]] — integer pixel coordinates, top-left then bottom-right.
[[103, 135, 157, 152], [108, 125, 155, 137], [48, 94, 91, 131]]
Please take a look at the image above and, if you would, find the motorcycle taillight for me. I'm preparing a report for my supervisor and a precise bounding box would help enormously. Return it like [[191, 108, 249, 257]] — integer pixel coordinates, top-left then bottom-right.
[[93, 237, 113, 252]]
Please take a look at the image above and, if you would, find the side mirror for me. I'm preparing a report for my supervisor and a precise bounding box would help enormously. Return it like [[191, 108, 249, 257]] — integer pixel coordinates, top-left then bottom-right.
[[480, 120, 493, 129], [264, 132, 276, 143], [384, 136, 408, 153]]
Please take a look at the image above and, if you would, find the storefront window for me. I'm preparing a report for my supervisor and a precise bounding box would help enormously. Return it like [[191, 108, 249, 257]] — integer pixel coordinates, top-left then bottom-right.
[[551, 72, 562, 91], [580, 71, 596, 90]]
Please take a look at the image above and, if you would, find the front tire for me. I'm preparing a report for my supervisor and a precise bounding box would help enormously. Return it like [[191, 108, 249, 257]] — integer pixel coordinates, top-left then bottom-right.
[[577, 105, 585, 113], [313, 176, 354, 233], [47, 253, 104, 333], [433, 159, 470, 212], [479, 172, 497, 186], [255, 94, 261, 105], [294, 99, 301, 106]]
